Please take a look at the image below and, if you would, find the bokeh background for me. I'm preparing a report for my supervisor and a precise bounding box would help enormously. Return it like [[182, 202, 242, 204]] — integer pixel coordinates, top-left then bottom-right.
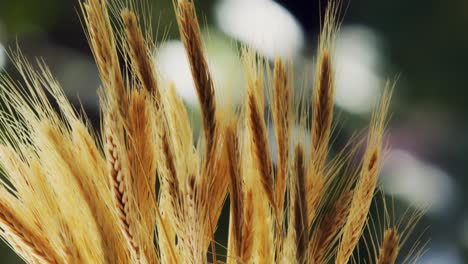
[[0, 0, 467, 263]]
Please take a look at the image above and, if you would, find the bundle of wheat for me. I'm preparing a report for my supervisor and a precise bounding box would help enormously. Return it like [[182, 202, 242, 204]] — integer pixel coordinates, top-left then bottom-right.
[[0, 0, 424, 263]]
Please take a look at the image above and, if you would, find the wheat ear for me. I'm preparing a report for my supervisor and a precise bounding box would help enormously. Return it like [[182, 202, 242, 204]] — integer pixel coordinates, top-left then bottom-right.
[[311, 50, 334, 170], [105, 112, 143, 262], [306, 4, 339, 231], [336, 87, 392, 264], [292, 145, 308, 263], [127, 90, 159, 262], [175, 4, 229, 256], [376, 229, 400, 264], [81, 0, 128, 117], [0, 200, 61, 264], [176, 0, 216, 153], [121, 9, 160, 101], [271, 58, 293, 225], [310, 190, 353, 263]]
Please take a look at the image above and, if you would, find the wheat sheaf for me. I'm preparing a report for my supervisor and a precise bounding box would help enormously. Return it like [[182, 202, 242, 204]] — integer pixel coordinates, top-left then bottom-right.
[[0, 0, 424, 263]]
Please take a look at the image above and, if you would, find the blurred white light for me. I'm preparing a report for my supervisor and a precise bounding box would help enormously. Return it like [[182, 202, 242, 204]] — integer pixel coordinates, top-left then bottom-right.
[[156, 40, 198, 105], [0, 42, 5, 69], [215, 0, 304, 59], [419, 244, 462, 264], [381, 150, 456, 214], [156, 36, 244, 107], [202, 32, 245, 106], [334, 26, 383, 115], [269, 125, 311, 164]]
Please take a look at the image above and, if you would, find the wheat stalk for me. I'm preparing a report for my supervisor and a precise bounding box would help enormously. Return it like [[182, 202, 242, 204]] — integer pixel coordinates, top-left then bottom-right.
[[0, 0, 425, 263]]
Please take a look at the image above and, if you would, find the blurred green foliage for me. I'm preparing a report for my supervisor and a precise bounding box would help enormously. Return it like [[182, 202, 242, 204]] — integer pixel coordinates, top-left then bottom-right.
[[349, 0, 468, 112], [0, 0, 65, 35]]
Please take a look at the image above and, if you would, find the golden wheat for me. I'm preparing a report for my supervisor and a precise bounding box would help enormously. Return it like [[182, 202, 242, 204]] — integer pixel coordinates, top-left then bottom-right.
[[0, 0, 424, 263]]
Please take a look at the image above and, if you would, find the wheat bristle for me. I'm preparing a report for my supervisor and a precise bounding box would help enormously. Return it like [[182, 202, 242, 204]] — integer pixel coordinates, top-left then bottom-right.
[[305, 173, 325, 230], [39, 122, 107, 262]]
